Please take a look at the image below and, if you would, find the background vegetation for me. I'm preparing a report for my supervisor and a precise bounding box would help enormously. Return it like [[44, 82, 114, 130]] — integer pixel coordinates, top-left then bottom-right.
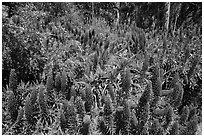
[[2, 2, 202, 135]]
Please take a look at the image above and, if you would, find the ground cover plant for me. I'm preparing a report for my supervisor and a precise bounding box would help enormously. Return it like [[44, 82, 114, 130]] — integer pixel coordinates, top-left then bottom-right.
[[2, 2, 202, 135]]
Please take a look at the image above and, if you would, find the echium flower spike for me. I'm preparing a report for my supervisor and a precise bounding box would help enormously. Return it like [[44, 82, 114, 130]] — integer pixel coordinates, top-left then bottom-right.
[[104, 95, 113, 116], [63, 100, 77, 135], [122, 99, 131, 135], [9, 69, 18, 93], [75, 96, 85, 114], [150, 64, 162, 97], [38, 86, 47, 114], [7, 91, 18, 122], [104, 95, 113, 134], [30, 87, 38, 105], [187, 55, 199, 80], [84, 85, 93, 113], [170, 71, 179, 88], [115, 107, 124, 135], [59, 103, 67, 132], [16, 106, 24, 124], [55, 72, 61, 94], [138, 27, 146, 52], [179, 105, 190, 125], [92, 52, 98, 72], [136, 102, 150, 134], [172, 82, 184, 108], [46, 71, 54, 93], [149, 64, 162, 108], [164, 105, 173, 130], [75, 96, 85, 126], [61, 69, 67, 94], [169, 82, 181, 104], [24, 95, 34, 125], [70, 86, 76, 100], [108, 83, 115, 102], [142, 51, 149, 73], [138, 80, 152, 106], [122, 67, 131, 99]]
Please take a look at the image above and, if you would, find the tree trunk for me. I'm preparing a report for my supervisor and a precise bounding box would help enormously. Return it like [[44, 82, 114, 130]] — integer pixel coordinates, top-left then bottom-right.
[[165, 2, 170, 37], [115, 2, 120, 27]]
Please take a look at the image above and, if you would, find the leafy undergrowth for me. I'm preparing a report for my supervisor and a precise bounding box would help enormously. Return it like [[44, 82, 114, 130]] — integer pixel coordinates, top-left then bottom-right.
[[2, 3, 202, 135]]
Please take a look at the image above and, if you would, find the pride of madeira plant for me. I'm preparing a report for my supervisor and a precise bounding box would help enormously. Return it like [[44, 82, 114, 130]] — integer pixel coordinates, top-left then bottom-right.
[[2, 2, 201, 135]]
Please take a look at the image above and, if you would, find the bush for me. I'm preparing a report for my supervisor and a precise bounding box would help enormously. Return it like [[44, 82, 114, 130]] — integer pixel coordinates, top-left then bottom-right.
[[2, 2, 201, 135]]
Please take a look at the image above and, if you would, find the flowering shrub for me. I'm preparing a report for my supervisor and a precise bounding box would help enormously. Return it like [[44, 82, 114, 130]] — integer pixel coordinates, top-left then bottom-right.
[[2, 2, 202, 135]]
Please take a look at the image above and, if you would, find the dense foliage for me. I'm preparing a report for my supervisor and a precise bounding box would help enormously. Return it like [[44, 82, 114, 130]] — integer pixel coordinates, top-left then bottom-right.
[[2, 2, 202, 135]]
